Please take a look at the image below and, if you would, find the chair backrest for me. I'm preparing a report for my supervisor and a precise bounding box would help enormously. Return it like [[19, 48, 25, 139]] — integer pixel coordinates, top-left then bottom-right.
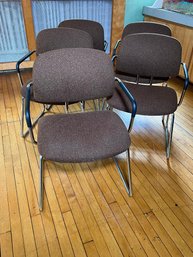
[[122, 21, 171, 39], [36, 27, 93, 55], [33, 48, 114, 103], [58, 19, 104, 51], [116, 33, 181, 80]]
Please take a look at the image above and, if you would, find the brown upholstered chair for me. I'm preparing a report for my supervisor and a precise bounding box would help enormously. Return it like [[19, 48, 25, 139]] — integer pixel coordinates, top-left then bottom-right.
[[122, 21, 171, 38], [107, 33, 189, 158], [113, 21, 171, 56], [112, 21, 172, 84], [25, 48, 137, 210], [16, 27, 93, 140], [58, 19, 108, 51]]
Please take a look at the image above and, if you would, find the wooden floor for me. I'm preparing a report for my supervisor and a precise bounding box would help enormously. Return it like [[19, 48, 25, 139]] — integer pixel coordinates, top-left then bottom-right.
[[0, 71, 193, 257]]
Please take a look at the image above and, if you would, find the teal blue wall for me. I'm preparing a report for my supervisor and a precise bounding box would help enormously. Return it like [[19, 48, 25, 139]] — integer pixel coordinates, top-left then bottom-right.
[[124, 0, 155, 26]]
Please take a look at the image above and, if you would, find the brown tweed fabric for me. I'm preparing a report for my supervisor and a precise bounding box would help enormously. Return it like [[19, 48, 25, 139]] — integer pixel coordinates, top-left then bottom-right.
[[36, 28, 93, 55], [122, 21, 171, 39], [32, 48, 115, 103], [58, 19, 104, 51], [108, 81, 178, 115], [116, 33, 181, 79], [38, 111, 130, 162]]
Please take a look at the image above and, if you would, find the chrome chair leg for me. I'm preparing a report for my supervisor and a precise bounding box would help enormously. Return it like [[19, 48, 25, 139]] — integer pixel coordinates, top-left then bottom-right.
[[167, 113, 175, 159], [21, 97, 25, 137], [65, 102, 69, 113], [101, 98, 106, 110], [45, 104, 52, 111], [80, 101, 85, 112], [113, 149, 132, 196], [39, 155, 44, 211], [163, 113, 175, 159]]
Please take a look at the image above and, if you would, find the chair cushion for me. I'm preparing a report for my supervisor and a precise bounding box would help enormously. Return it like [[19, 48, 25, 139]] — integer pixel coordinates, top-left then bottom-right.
[[38, 111, 130, 163], [21, 80, 35, 101], [108, 82, 178, 115]]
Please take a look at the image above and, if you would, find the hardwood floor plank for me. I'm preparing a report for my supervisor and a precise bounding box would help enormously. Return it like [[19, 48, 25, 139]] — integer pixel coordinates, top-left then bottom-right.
[[63, 211, 87, 257], [3, 134, 26, 257], [84, 241, 100, 257], [7, 121, 38, 257], [32, 214, 50, 257], [56, 163, 93, 244], [0, 232, 13, 257], [0, 125, 10, 234]]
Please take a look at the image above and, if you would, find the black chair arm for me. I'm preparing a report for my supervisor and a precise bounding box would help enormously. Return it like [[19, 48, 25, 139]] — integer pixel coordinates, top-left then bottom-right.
[[115, 77, 137, 133], [112, 39, 121, 58], [25, 82, 32, 128], [178, 62, 189, 106], [111, 55, 118, 68], [25, 82, 37, 144], [16, 50, 36, 86], [104, 40, 108, 52]]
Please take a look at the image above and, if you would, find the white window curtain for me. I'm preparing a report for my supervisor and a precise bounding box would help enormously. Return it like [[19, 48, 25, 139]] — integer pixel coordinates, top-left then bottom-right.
[[32, 0, 112, 52], [0, 0, 28, 62]]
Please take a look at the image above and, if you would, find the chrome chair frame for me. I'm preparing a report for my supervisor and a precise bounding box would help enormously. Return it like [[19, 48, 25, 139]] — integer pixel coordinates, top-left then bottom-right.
[[162, 62, 189, 158], [25, 76, 137, 210], [111, 55, 189, 159], [112, 21, 171, 58]]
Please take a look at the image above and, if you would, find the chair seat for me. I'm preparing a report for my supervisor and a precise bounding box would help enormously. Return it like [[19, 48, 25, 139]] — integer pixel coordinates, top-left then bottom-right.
[[38, 111, 130, 163], [108, 82, 178, 115], [21, 81, 35, 101]]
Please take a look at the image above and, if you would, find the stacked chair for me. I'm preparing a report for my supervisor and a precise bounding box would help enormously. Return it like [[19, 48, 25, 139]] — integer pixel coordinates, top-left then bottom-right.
[[16, 27, 93, 140], [25, 48, 137, 210], [113, 21, 171, 56], [108, 32, 189, 158], [58, 19, 108, 51], [112, 21, 172, 84]]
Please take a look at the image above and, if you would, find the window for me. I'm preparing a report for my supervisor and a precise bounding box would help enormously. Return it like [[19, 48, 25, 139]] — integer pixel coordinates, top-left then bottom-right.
[[32, 0, 112, 52], [0, 0, 28, 62]]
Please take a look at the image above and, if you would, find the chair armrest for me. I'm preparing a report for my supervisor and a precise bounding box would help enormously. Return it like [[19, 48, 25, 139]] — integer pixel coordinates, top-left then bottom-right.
[[111, 55, 118, 68], [25, 82, 37, 144], [104, 40, 108, 52], [16, 50, 36, 86], [115, 77, 137, 133], [112, 39, 121, 58], [178, 62, 189, 106]]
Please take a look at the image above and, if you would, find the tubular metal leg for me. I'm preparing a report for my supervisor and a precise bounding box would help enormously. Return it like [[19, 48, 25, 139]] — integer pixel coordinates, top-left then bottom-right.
[[166, 113, 175, 159], [21, 97, 25, 137], [101, 98, 106, 110], [163, 114, 175, 159], [45, 104, 52, 111], [126, 150, 132, 196], [39, 155, 44, 211], [113, 149, 132, 196], [65, 102, 69, 113], [80, 101, 85, 112]]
